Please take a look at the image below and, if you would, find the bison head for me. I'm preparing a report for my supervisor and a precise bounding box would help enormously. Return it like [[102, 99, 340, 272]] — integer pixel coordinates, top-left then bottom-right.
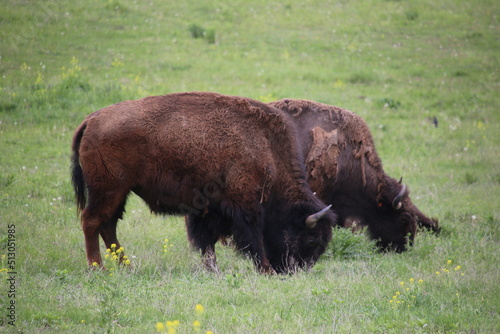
[[263, 202, 335, 273], [369, 176, 418, 252]]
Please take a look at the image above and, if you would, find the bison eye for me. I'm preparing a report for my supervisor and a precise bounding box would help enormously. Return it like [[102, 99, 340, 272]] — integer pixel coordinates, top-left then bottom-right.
[[378, 201, 384, 208], [305, 238, 317, 248]]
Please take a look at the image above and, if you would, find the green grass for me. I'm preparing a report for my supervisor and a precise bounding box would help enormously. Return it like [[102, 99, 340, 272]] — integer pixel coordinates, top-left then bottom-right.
[[0, 0, 499, 332]]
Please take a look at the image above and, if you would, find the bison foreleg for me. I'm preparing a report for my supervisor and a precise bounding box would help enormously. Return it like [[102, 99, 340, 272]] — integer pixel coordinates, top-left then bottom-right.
[[201, 245, 219, 273], [231, 216, 272, 274], [185, 214, 222, 273]]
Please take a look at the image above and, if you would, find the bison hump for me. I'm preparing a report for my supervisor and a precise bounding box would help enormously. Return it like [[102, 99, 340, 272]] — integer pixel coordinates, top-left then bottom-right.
[[305, 127, 339, 190]]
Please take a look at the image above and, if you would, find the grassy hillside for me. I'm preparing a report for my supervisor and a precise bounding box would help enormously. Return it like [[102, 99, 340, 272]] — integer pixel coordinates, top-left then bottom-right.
[[0, 0, 498, 333]]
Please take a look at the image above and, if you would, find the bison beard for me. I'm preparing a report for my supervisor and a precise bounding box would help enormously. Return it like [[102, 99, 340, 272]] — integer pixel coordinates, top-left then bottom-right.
[[71, 92, 335, 273], [269, 99, 440, 252]]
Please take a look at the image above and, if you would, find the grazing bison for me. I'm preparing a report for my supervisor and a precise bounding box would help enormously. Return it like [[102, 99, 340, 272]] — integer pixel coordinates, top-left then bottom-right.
[[71, 92, 335, 273], [269, 99, 439, 252]]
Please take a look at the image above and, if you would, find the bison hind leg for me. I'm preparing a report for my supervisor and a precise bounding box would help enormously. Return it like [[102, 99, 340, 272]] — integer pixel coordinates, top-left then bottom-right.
[[82, 189, 129, 268], [81, 210, 103, 268], [99, 198, 128, 262]]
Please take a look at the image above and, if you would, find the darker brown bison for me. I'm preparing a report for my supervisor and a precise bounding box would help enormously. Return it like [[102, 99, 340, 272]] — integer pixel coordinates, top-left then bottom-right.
[[269, 99, 439, 252], [71, 92, 335, 273]]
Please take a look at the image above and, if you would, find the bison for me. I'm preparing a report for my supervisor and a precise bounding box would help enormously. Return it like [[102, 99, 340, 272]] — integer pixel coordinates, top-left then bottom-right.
[[71, 92, 335, 274], [268, 99, 439, 252]]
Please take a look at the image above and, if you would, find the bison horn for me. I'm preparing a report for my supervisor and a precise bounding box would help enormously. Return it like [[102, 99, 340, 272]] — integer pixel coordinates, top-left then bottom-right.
[[305, 205, 332, 229], [392, 183, 406, 210]]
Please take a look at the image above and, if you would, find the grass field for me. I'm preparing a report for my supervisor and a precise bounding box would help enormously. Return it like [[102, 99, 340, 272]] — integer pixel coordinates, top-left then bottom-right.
[[0, 0, 499, 333]]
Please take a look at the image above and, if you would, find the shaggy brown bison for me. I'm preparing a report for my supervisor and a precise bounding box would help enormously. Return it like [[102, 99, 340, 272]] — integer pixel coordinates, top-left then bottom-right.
[[269, 99, 439, 252], [71, 92, 335, 273]]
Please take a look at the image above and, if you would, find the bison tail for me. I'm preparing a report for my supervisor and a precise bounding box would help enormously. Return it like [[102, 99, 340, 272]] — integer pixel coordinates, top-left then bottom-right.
[[71, 122, 87, 215]]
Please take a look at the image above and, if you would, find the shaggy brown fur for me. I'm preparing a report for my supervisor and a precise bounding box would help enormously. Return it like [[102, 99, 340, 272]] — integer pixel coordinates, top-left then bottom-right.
[[269, 99, 439, 252], [72, 92, 334, 273]]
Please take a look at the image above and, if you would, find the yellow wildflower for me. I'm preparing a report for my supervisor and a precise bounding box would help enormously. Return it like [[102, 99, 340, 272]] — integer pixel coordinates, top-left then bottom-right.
[[333, 79, 345, 89], [111, 58, 124, 67], [35, 71, 44, 86], [166, 320, 179, 334], [409, 278, 414, 283], [195, 304, 205, 316], [435, 271, 440, 275], [156, 322, 165, 332], [166, 320, 180, 329], [454, 266, 461, 271], [92, 262, 98, 267], [418, 279, 424, 284], [193, 320, 201, 331], [124, 259, 131, 266], [111, 243, 117, 250]]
